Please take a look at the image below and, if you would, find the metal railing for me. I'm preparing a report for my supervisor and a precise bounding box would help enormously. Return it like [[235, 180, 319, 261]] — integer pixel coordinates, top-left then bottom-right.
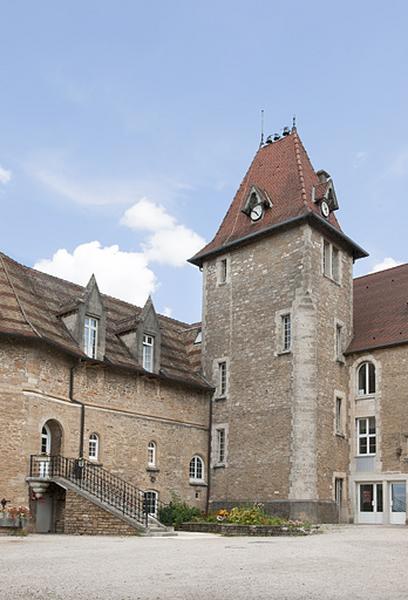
[[29, 455, 164, 528]]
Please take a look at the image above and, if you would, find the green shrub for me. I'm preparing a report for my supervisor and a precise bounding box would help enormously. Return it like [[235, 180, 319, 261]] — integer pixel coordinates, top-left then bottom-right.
[[158, 496, 202, 528]]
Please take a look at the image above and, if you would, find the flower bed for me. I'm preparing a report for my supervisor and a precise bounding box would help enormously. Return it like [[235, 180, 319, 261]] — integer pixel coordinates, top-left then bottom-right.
[[179, 504, 319, 536], [0, 506, 30, 535], [179, 521, 318, 536]]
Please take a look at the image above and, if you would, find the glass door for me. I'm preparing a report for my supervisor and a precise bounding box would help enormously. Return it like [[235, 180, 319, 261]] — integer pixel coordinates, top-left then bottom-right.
[[358, 483, 383, 523], [390, 483, 406, 525]]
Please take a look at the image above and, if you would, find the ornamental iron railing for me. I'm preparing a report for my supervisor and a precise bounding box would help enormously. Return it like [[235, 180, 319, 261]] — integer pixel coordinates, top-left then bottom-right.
[[29, 454, 164, 528]]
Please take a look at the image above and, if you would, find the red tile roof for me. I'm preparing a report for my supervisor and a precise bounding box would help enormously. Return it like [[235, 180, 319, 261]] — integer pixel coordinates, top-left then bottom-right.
[[190, 129, 366, 265], [0, 252, 209, 390], [348, 263, 408, 353]]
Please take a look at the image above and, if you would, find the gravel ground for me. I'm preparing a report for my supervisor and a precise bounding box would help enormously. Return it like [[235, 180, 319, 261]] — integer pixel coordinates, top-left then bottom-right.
[[0, 525, 407, 599]]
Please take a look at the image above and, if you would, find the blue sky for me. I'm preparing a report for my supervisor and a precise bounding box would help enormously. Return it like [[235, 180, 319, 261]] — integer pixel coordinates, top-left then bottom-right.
[[1, 1, 407, 322]]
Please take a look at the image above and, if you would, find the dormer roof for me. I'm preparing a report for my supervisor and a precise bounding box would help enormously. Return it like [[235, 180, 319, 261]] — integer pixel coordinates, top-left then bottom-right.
[[189, 129, 367, 266], [0, 251, 210, 390]]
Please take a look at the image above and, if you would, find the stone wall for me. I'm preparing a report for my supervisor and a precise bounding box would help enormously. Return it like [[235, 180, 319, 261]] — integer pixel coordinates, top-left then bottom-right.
[[202, 223, 354, 522], [0, 336, 210, 513], [63, 489, 138, 535]]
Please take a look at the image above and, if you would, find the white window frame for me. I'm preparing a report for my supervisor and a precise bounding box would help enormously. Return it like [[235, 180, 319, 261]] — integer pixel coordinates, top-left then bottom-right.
[[216, 256, 230, 285], [189, 456, 204, 482], [322, 238, 341, 284], [357, 417, 376, 456], [357, 361, 376, 396], [218, 361, 227, 397], [281, 313, 291, 352], [84, 316, 98, 359], [147, 441, 156, 467], [216, 428, 226, 464], [142, 334, 154, 372], [88, 433, 99, 461], [41, 424, 51, 455], [144, 490, 158, 516]]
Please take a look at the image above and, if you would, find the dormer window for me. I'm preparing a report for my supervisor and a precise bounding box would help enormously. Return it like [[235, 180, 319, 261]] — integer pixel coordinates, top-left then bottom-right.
[[242, 186, 272, 221], [84, 316, 98, 359], [143, 334, 154, 372]]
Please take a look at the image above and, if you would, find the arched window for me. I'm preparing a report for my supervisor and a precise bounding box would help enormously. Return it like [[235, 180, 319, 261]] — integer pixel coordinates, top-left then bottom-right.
[[357, 362, 376, 395], [144, 490, 158, 516], [88, 433, 99, 461], [41, 425, 51, 455], [189, 456, 204, 481], [147, 441, 156, 467]]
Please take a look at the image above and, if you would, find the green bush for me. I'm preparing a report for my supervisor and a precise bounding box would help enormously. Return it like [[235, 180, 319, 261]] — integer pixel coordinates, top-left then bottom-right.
[[158, 497, 202, 528], [227, 505, 286, 526]]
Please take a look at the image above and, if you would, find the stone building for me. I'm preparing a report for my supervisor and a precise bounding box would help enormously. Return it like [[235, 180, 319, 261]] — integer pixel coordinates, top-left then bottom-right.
[[1, 126, 407, 531]]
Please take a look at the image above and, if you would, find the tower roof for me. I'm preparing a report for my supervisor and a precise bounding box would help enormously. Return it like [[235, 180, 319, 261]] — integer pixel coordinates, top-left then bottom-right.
[[189, 129, 367, 266]]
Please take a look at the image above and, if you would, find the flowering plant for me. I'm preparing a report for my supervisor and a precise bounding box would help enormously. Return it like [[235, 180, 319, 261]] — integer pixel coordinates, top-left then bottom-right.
[[3, 505, 31, 520], [216, 508, 229, 522]]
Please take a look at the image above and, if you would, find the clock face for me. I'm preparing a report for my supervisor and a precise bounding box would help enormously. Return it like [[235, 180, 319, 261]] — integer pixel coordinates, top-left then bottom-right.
[[321, 201, 330, 218], [250, 203, 263, 221]]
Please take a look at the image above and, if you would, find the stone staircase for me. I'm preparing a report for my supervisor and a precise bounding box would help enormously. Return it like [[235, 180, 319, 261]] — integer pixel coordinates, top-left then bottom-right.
[[27, 454, 175, 536]]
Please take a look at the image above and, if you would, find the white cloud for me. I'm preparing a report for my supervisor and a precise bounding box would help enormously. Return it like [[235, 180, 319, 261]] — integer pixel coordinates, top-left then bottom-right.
[[144, 225, 205, 267], [122, 198, 205, 267], [388, 150, 408, 177], [370, 257, 402, 273], [0, 165, 11, 184], [34, 241, 156, 305], [121, 197, 176, 231]]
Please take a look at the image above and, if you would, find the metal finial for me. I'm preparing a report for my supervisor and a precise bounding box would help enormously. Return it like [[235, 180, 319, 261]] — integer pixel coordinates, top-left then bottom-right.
[[260, 109, 264, 147], [292, 115, 296, 130]]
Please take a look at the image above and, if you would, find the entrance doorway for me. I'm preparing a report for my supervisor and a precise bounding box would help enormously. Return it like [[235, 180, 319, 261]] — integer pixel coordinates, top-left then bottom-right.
[[358, 483, 383, 524], [390, 482, 406, 525]]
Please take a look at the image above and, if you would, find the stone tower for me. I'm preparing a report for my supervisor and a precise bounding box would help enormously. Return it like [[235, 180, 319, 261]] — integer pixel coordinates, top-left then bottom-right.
[[190, 128, 367, 522]]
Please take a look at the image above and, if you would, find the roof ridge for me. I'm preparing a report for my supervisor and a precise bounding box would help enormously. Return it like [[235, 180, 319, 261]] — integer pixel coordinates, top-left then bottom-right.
[[0, 253, 43, 339], [0, 251, 194, 328], [354, 262, 408, 281], [292, 130, 308, 206]]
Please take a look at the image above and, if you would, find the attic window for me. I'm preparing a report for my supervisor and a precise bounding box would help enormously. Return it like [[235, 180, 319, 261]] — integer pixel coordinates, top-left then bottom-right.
[[194, 330, 202, 344], [84, 316, 98, 359]]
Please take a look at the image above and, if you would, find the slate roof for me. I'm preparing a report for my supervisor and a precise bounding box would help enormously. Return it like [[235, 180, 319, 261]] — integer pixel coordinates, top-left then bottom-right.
[[348, 263, 408, 354], [0, 252, 209, 390], [190, 129, 367, 265]]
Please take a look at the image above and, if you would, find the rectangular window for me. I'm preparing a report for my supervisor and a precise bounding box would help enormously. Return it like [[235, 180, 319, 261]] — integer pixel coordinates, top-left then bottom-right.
[[335, 397, 343, 434], [218, 361, 227, 396], [357, 417, 376, 455], [143, 334, 154, 372], [332, 247, 340, 282], [281, 314, 291, 352], [84, 316, 98, 358], [336, 324, 343, 361], [335, 478, 343, 506], [216, 428, 226, 463], [220, 258, 228, 283], [323, 240, 331, 276]]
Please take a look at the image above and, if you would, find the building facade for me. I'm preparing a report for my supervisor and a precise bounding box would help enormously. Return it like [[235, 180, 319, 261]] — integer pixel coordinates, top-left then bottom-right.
[[1, 127, 407, 531]]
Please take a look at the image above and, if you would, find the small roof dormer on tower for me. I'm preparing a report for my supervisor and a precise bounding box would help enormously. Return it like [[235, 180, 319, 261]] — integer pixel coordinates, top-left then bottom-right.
[[189, 128, 367, 266]]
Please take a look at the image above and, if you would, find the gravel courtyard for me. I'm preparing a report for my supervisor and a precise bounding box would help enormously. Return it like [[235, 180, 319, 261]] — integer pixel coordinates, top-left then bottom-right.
[[0, 525, 407, 599]]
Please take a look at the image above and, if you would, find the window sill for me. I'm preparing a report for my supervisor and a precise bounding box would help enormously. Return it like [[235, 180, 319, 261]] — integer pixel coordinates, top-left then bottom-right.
[[356, 454, 376, 458], [216, 281, 229, 287], [146, 467, 160, 473], [213, 463, 226, 469], [335, 432, 346, 439], [189, 480, 208, 487], [355, 394, 376, 401], [214, 395, 227, 402], [323, 273, 341, 287], [277, 349, 291, 356], [336, 358, 345, 365]]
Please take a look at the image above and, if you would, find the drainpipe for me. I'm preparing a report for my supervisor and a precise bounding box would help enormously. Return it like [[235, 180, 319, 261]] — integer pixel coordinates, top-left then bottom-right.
[[205, 394, 213, 515], [69, 361, 85, 458]]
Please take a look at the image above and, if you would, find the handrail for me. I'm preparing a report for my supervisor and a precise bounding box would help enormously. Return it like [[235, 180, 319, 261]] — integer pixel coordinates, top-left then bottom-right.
[[29, 454, 165, 528]]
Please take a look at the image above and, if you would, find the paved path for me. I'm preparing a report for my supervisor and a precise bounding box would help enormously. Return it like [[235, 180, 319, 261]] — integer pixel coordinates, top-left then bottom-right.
[[0, 525, 407, 599]]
